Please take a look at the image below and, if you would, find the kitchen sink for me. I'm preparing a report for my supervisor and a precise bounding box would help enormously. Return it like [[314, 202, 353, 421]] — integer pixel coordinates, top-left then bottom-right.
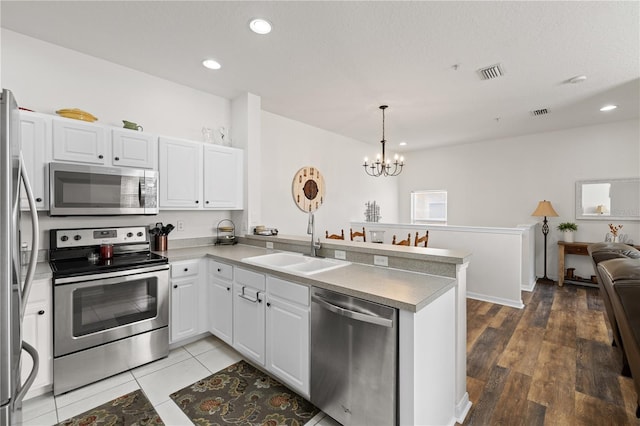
[[241, 252, 350, 275]]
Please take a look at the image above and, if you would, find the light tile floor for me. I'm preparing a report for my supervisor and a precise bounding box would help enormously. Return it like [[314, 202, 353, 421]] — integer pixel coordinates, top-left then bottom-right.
[[22, 335, 340, 426]]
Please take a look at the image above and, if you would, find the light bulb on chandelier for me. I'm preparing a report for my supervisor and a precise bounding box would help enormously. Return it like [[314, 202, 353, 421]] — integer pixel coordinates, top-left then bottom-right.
[[363, 105, 405, 177]]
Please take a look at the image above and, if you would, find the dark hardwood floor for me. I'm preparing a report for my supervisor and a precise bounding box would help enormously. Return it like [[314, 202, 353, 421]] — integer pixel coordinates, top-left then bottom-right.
[[460, 281, 639, 425]]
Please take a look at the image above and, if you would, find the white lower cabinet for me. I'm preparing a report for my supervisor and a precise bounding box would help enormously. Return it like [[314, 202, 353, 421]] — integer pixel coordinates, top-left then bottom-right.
[[232, 268, 266, 366], [205, 261, 311, 396], [208, 260, 233, 345], [22, 278, 52, 399], [265, 276, 310, 397], [170, 260, 203, 344]]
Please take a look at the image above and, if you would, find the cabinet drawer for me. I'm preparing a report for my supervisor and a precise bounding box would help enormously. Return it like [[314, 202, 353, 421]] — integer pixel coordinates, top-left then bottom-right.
[[171, 260, 200, 278], [209, 260, 233, 281], [566, 245, 588, 255], [267, 276, 309, 307], [235, 267, 265, 291]]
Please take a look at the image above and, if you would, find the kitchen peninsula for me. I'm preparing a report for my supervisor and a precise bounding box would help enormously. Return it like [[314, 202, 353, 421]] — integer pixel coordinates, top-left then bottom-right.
[[159, 234, 472, 425]]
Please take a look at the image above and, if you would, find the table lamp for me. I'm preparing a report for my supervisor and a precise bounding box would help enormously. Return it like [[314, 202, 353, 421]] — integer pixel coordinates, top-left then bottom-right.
[[531, 200, 559, 281]]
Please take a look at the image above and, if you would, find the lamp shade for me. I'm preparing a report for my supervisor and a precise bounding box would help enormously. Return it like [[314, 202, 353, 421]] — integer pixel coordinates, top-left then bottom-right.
[[531, 200, 559, 217]]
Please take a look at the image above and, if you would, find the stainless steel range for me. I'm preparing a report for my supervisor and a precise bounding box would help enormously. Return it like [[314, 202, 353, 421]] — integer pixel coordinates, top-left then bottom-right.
[[49, 226, 169, 395]]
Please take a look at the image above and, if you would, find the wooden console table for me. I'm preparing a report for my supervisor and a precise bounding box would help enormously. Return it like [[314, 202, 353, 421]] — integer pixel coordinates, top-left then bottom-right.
[[557, 241, 640, 286], [557, 242, 592, 287]]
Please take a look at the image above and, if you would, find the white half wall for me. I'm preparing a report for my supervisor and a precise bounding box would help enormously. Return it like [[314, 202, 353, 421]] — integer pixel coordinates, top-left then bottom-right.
[[353, 222, 530, 307], [260, 111, 399, 237], [397, 119, 640, 281]]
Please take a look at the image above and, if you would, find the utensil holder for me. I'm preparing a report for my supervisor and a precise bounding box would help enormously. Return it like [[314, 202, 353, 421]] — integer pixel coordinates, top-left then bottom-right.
[[155, 235, 167, 251]]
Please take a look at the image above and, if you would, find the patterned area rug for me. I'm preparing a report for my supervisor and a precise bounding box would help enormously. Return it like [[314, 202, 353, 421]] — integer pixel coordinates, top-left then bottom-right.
[[170, 360, 319, 425], [56, 389, 163, 426]]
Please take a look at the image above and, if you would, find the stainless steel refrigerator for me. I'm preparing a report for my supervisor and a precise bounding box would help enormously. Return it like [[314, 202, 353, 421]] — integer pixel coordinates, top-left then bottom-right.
[[1, 89, 41, 426]]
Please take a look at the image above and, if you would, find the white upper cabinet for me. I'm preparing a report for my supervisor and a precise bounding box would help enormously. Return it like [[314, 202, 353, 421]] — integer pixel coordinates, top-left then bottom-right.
[[52, 117, 107, 165], [53, 117, 158, 169], [203, 145, 243, 209], [158, 137, 203, 208], [20, 111, 51, 210], [111, 129, 157, 169], [159, 137, 243, 210]]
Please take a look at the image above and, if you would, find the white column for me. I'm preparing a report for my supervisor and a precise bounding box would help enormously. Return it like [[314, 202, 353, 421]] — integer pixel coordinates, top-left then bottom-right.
[[455, 262, 472, 423]]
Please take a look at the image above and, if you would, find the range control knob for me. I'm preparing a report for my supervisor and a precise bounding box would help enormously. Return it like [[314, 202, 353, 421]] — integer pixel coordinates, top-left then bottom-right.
[[60, 235, 69, 242], [137, 232, 143, 237], [74, 235, 82, 241], [127, 232, 133, 238]]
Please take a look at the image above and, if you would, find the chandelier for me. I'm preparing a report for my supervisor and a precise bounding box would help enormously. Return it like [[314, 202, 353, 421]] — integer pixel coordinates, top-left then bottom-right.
[[363, 105, 404, 177]]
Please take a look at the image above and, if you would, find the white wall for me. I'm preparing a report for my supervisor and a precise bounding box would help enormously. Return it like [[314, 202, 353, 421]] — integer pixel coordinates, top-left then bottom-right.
[[2, 29, 234, 248], [260, 111, 399, 237], [397, 119, 640, 280]]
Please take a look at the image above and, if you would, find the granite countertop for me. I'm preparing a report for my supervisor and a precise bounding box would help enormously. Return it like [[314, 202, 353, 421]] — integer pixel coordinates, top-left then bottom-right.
[[156, 244, 456, 312]]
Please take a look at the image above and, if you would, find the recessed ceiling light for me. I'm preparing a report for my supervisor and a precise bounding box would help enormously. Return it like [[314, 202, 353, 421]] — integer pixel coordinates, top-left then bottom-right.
[[249, 18, 272, 35], [568, 75, 587, 84], [399, 142, 407, 146], [600, 104, 618, 112], [202, 59, 221, 70]]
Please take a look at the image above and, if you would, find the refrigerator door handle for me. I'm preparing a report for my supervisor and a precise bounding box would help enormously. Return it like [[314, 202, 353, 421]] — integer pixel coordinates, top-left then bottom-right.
[[14, 341, 38, 405], [19, 152, 39, 318]]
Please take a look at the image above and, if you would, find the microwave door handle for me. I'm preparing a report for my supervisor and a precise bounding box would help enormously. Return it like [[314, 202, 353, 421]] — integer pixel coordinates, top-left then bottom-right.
[[139, 177, 145, 207]]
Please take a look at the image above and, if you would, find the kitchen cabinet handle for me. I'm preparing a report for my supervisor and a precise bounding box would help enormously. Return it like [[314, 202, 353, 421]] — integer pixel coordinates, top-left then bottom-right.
[[173, 285, 178, 289], [195, 200, 199, 204], [266, 302, 271, 307], [217, 268, 222, 272], [98, 154, 104, 159], [184, 268, 188, 272], [35, 197, 42, 202], [38, 310, 45, 315], [114, 157, 120, 161], [226, 287, 230, 291], [239, 286, 261, 303]]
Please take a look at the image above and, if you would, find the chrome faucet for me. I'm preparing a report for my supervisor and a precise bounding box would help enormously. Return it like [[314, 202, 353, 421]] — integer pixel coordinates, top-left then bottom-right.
[[307, 212, 321, 257]]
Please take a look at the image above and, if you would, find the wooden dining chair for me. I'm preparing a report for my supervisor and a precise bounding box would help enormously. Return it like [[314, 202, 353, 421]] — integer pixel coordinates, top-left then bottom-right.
[[350, 227, 366, 242], [325, 229, 345, 240], [414, 231, 429, 247], [392, 233, 411, 246]]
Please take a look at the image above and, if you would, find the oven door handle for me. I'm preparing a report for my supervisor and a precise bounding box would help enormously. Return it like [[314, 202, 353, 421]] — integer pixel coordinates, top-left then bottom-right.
[[55, 264, 169, 285]]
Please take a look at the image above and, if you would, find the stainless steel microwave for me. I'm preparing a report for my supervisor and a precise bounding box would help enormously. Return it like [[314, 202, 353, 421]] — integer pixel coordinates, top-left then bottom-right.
[[49, 162, 158, 216]]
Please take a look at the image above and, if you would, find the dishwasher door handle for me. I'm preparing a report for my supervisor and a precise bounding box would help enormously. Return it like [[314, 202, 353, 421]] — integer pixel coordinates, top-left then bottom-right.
[[312, 295, 393, 327]]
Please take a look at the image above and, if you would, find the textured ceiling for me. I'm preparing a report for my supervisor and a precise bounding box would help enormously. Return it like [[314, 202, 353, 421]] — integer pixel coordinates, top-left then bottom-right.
[[1, 1, 639, 151]]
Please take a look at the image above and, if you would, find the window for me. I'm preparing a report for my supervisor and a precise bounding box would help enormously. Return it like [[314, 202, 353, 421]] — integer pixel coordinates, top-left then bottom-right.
[[411, 190, 447, 224]]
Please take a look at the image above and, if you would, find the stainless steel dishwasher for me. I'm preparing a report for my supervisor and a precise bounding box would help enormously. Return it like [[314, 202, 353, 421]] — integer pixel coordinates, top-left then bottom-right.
[[311, 287, 398, 426]]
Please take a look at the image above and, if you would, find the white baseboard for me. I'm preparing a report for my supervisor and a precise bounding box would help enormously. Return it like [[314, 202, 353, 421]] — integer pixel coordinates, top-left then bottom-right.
[[521, 277, 537, 292], [466, 291, 524, 309], [455, 392, 472, 424]]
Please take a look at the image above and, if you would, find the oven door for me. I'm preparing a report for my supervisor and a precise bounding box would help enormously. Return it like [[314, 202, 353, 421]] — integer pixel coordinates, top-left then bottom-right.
[[49, 162, 158, 216], [53, 265, 169, 357]]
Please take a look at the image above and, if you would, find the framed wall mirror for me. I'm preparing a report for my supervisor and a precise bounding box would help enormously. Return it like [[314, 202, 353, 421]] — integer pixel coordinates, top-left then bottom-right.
[[576, 178, 640, 220]]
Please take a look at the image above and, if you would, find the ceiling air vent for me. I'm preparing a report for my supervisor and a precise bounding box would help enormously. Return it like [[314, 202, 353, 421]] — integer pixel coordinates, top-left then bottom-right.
[[530, 108, 549, 116], [477, 63, 504, 80]]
